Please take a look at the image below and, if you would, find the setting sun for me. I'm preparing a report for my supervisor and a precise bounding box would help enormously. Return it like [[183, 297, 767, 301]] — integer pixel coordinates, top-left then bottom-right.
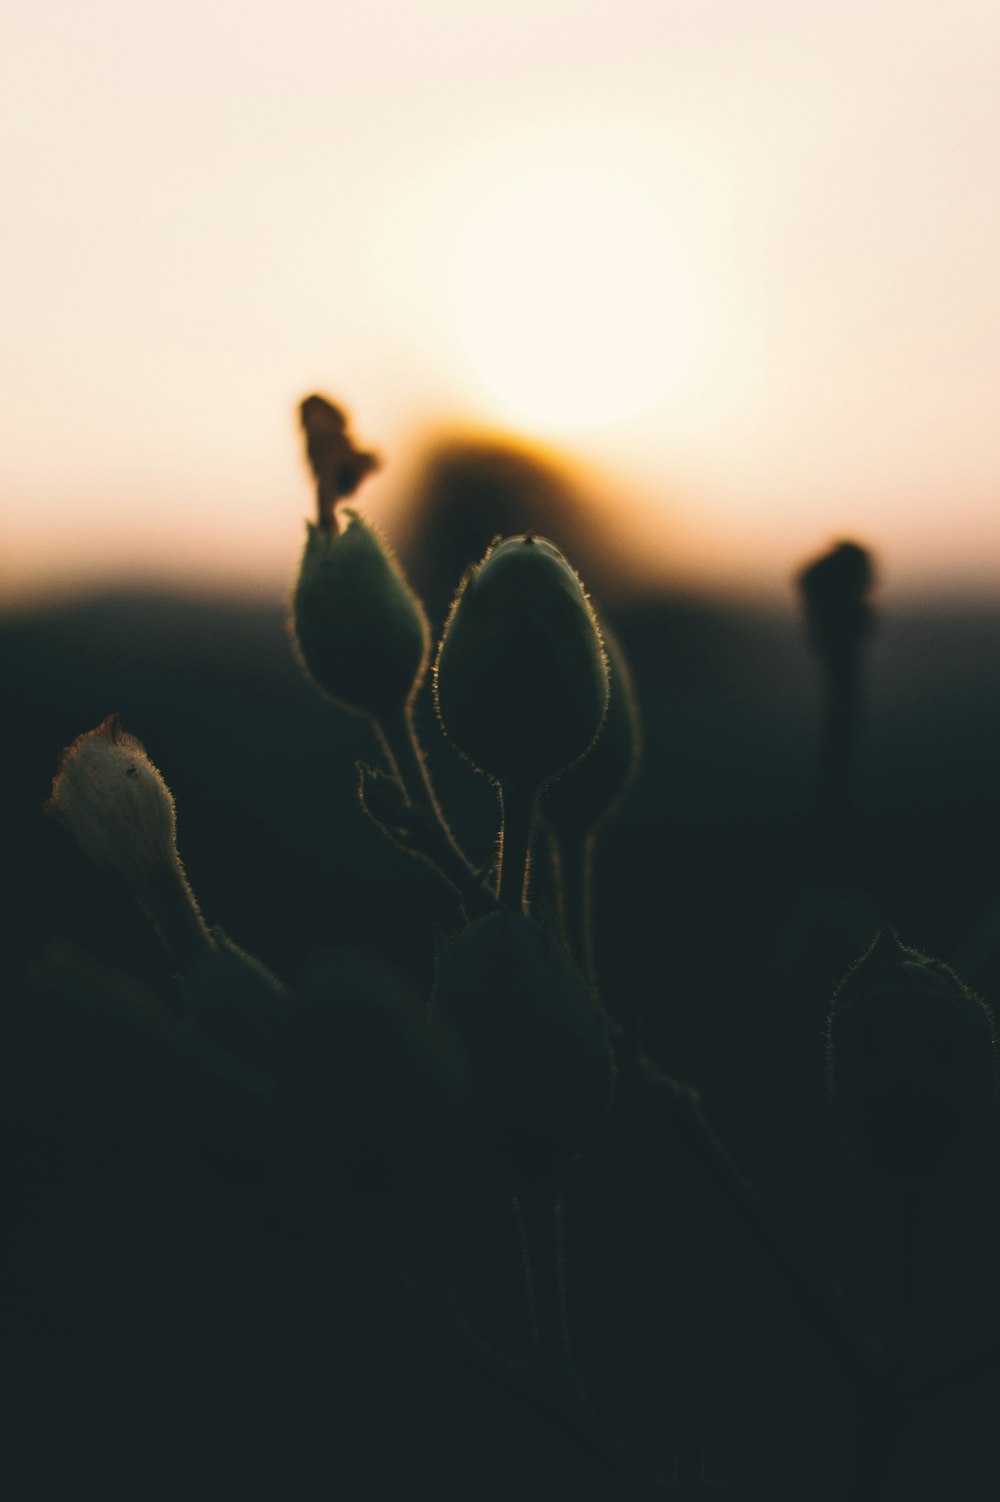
[[436, 134, 705, 433]]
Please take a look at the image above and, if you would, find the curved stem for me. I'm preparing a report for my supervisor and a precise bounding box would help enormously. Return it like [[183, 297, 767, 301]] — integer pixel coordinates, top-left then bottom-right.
[[376, 707, 494, 916], [137, 864, 214, 980]]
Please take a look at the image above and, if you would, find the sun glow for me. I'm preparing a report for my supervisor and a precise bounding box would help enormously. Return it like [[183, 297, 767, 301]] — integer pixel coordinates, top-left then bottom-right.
[[434, 135, 706, 434]]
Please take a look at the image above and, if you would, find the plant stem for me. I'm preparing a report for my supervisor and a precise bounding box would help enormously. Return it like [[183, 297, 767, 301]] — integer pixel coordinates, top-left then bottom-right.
[[498, 782, 538, 912], [377, 707, 494, 915], [815, 654, 862, 879], [556, 827, 596, 980], [138, 863, 214, 979]]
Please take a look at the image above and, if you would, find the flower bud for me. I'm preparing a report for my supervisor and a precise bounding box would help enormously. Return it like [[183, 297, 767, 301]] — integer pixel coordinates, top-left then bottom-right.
[[292, 507, 431, 720], [46, 716, 183, 895], [435, 909, 615, 1153], [541, 620, 641, 837], [827, 930, 995, 1179], [434, 534, 608, 790]]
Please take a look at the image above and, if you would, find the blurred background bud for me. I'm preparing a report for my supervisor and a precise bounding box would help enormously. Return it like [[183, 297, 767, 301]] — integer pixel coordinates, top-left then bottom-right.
[[798, 540, 875, 668], [435, 534, 608, 791], [292, 508, 431, 721], [827, 929, 996, 1179], [435, 909, 614, 1153]]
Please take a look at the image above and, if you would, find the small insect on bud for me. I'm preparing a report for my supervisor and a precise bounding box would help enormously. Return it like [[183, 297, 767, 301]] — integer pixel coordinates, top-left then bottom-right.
[[827, 930, 996, 1179], [435, 909, 615, 1154], [292, 507, 432, 721], [434, 534, 609, 791]]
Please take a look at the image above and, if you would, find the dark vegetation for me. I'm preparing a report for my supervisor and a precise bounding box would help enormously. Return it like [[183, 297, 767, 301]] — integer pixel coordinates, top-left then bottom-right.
[[4, 401, 1000, 1499]]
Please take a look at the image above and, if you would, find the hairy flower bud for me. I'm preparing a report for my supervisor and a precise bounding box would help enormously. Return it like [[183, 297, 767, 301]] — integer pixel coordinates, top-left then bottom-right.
[[292, 508, 431, 720], [435, 909, 614, 1152], [46, 716, 212, 969], [827, 930, 995, 1179], [542, 621, 641, 837], [434, 534, 608, 790], [46, 716, 182, 893]]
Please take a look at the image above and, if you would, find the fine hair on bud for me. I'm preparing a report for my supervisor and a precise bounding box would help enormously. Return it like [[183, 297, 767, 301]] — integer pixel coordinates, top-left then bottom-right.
[[292, 507, 431, 721], [46, 715, 184, 894], [434, 534, 609, 790]]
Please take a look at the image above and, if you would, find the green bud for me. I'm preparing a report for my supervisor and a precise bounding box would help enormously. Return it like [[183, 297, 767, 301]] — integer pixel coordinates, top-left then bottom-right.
[[434, 534, 608, 790], [542, 621, 641, 837], [827, 930, 995, 1179], [292, 508, 431, 720], [435, 909, 615, 1153]]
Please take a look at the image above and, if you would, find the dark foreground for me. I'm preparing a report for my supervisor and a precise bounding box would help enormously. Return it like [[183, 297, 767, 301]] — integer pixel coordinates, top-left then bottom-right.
[[3, 587, 1000, 1500]]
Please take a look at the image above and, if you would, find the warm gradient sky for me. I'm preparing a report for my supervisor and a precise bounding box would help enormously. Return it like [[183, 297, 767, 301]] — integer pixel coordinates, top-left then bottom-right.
[[4, 0, 1000, 607]]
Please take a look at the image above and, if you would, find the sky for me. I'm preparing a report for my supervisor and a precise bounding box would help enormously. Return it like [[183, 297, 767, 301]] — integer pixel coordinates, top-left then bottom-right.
[[4, 0, 1000, 608]]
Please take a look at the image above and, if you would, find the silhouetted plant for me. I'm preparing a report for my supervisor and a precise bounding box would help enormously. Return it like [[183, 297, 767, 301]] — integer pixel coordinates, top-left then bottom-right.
[[21, 397, 1000, 1502]]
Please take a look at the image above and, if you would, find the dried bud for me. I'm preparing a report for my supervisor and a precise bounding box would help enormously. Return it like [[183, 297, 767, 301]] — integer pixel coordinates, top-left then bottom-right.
[[299, 394, 379, 525], [292, 507, 431, 720], [435, 909, 615, 1153], [46, 716, 183, 895], [827, 930, 995, 1179], [434, 534, 608, 790]]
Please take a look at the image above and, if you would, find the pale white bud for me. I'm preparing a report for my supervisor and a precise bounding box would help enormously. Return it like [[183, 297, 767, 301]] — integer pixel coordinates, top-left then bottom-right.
[[46, 716, 181, 893]]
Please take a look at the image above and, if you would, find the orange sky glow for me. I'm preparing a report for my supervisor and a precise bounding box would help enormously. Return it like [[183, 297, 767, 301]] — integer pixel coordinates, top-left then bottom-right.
[[4, 0, 1000, 609]]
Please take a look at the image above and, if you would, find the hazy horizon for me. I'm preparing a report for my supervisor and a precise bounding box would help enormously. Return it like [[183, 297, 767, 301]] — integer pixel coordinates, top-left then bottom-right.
[[5, 1, 1000, 610]]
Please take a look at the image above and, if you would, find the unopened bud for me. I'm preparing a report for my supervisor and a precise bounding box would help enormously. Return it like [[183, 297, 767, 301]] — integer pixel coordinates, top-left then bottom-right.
[[434, 534, 608, 790], [436, 909, 614, 1152], [542, 620, 641, 837], [47, 717, 211, 970], [827, 930, 995, 1178], [292, 507, 431, 720], [47, 716, 182, 894]]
